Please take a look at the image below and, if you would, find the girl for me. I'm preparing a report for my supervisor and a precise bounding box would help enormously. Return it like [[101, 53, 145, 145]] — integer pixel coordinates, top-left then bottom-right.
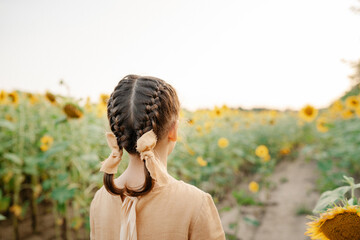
[[90, 75, 225, 240]]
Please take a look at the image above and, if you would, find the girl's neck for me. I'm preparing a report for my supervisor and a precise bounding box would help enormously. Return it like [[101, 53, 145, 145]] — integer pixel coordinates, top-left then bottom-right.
[[114, 144, 169, 189]]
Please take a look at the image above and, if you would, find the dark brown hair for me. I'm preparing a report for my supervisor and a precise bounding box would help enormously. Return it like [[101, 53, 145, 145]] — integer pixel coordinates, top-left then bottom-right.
[[104, 74, 180, 199]]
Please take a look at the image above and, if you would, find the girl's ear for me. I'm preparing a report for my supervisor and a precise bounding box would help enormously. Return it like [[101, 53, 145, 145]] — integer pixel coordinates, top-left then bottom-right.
[[168, 119, 179, 142]]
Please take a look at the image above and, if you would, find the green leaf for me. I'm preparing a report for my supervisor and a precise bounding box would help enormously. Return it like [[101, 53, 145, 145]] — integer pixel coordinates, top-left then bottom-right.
[[3, 153, 22, 165], [243, 216, 260, 226], [0, 120, 15, 131], [51, 186, 75, 204], [0, 214, 6, 221], [313, 186, 351, 213]]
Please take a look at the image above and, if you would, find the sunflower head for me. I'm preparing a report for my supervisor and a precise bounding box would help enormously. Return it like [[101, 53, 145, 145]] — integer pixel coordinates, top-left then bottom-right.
[[345, 96, 360, 110], [248, 181, 259, 193], [279, 147, 291, 155], [99, 94, 110, 106], [8, 91, 19, 105], [255, 145, 269, 158], [27, 93, 39, 105], [299, 105, 318, 122], [341, 109, 354, 120], [45, 92, 56, 104], [63, 103, 83, 119], [316, 117, 329, 133], [218, 137, 229, 148], [196, 156, 207, 167], [305, 205, 360, 240], [0, 90, 7, 104], [330, 100, 343, 113]]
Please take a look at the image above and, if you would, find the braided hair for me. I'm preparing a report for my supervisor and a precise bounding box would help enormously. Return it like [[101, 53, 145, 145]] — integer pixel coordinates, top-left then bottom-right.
[[104, 74, 180, 199]]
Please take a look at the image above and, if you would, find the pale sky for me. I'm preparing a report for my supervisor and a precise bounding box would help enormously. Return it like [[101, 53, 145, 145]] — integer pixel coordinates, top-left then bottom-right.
[[1, 0, 360, 110]]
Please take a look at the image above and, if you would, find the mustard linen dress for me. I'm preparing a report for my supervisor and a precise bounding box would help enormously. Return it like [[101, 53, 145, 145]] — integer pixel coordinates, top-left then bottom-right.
[[89, 176, 226, 240]]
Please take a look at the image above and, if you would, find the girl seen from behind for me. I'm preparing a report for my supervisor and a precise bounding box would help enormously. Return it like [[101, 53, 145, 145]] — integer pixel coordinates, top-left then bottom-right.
[[90, 75, 225, 240]]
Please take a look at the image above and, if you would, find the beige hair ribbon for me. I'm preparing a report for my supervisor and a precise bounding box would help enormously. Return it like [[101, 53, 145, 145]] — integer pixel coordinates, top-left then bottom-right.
[[136, 129, 169, 186], [99, 132, 123, 174]]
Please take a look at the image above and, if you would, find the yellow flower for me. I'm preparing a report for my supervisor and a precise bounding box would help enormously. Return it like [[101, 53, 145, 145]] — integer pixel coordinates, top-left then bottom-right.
[[5, 114, 15, 122], [279, 147, 291, 156], [356, 108, 360, 118], [27, 93, 39, 105], [345, 96, 360, 109], [33, 184, 42, 198], [204, 121, 213, 132], [10, 204, 22, 217], [196, 156, 207, 167], [299, 105, 318, 122], [305, 205, 360, 240], [185, 144, 195, 156], [218, 137, 229, 148], [196, 125, 202, 134], [316, 117, 329, 133], [99, 94, 110, 106], [40, 135, 54, 152], [248, 181, 259, 193], [0, 90, 7, 104], [262, 154, 271, 162], [84, 97, 92, 112], [341, 109, 354, 120], [8, 91, 19, 105], [96, 103, 107, 118], [63, 103, 83, 119], [187, 118, 195, 125], [255, 145, 269, 158], [330, 100, 343, 113], [45, 92, 56, 104]]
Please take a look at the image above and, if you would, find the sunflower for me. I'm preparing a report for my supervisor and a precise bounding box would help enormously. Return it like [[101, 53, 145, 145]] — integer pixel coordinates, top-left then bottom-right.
[[0, 90, 7, 104], [95, 103, 106, 118], [99, 94, 110, 106], [248, 181, 259, 193], [305, 205, 360, 240], [330, 100, 343, 113], [45, 92, 56, 104], [341, 109, 354, 120], [9, 204, 22, 217], [27, 93, 38, 105], [8, 91, 19, 105], [196, 156, 207, 167], [218, 137, 229, 148], [345, 96, 360, 110], [204, 121, 213, 132], [255, 145, 269, 158], [299, 105, 318, 122], [316, 117, 329, 133], [279, 147, 291, 156], [63, 103, 83, 119], [40, 135, 54, 152]]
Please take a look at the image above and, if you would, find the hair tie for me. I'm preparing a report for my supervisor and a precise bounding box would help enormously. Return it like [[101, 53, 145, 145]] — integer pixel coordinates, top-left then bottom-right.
[[99, 132, 123, 174], [136, 129, 169, 186]]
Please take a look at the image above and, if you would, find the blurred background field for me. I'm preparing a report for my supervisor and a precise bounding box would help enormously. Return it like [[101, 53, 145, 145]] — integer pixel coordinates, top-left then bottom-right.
[[1, 0, 360, 239], [1, 77, 360, 239]]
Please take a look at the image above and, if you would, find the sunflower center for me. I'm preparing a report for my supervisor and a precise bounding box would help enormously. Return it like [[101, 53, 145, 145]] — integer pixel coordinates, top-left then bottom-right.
[[304, 107, 313, 116], [320, 212, 360, 240]]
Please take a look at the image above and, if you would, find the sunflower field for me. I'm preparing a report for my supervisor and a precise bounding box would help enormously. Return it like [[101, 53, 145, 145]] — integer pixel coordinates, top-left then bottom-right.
[[0, 83, 360, 239]]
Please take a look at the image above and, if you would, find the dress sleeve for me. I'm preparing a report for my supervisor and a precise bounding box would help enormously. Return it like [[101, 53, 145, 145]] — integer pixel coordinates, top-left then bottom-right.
[[189, 193, 226, 240]]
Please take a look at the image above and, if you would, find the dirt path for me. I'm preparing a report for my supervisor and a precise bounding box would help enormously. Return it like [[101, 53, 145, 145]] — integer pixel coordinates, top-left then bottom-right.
[[221, 156, 320, 240]]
